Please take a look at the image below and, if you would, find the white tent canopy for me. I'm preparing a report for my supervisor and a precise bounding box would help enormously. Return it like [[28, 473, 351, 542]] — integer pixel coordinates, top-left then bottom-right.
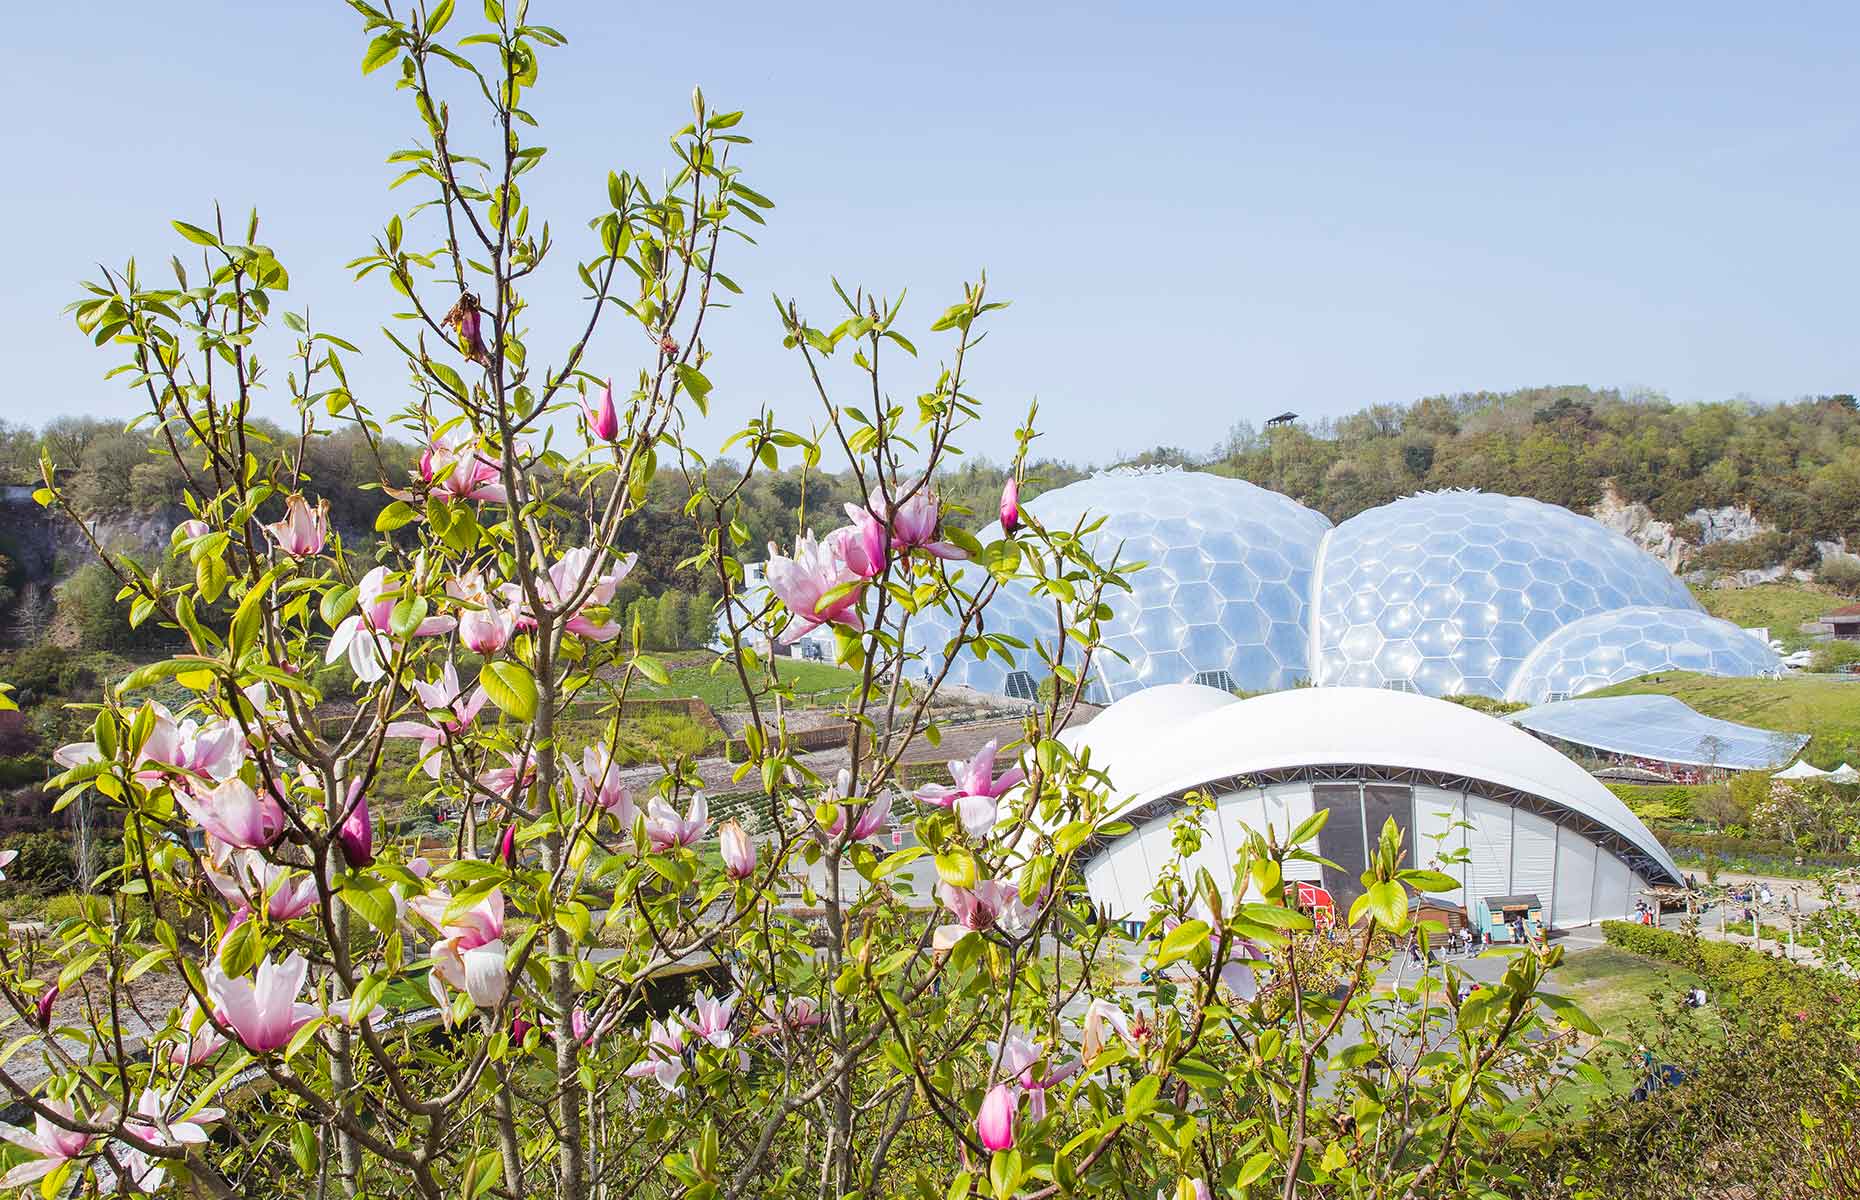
[[1775, 760, 1832, 780], [1830, 763, 1860, 785]]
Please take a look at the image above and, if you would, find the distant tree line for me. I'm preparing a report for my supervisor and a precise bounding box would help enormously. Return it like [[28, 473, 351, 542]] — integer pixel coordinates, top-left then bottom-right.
[[5, 386, 1858, 653]]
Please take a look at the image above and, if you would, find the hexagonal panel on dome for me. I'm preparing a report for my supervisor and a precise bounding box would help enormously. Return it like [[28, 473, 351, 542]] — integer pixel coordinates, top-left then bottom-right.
[[905, 468, 1331, 699], [1505, 606, 1783, 704], [1311, 491, 1700, 698]]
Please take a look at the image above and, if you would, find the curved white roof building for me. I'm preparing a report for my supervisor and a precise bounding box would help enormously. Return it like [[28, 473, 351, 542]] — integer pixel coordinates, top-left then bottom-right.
[[1063, 684, 1682, 929], [908, 470, 1780, 705]]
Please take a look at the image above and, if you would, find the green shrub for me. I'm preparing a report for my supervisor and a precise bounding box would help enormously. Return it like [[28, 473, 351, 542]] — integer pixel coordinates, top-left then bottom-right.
[[0, 831, 73, 894], [0, 644, 72, 702], [1440, 693, 1528, 716], [1810, 640, 1860, 673], [1816, 554, 1860, 593], [42, 891, 150, 926]]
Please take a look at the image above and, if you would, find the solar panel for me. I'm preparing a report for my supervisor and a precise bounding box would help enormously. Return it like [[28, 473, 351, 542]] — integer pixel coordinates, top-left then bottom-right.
[[1506, 694, 1807, 770]]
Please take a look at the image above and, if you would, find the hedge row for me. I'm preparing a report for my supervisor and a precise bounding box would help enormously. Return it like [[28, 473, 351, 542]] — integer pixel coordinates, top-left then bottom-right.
[[1659, 831, 1860, 869], [1599, 921, 1857, 1014]]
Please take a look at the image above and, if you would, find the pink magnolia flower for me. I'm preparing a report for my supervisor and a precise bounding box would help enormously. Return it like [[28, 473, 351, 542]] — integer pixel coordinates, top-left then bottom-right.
[[414, 887, 509, 1009], [117, 1085, 223, 1194], [719, 820, 756, 879], [419, 432, 507, 503], [337, 781, 374, 868], [0, 849, 15, 882], [206, 951, 322, 1053], [410, 886, 505, 949], [263, 493, 329, 558], [1081, 998, 1137, 1060], [1217, 932, 1267, 1001], [168, 998, 226, 1067], [325, 566, 457, 683], [178, 778, 286, 849], [764, 530, 864, 644], [386, 659, 489, 778], [934, 879, 1027, 949], [174, 518, 210, 542], [208, 851, 319, 922], [999, 477, 1021, 533], [687, 991, 736, 1050], [571, 1006, 591, 1045], [988, 1032, 1077, 1120], [0, 1098, 102, 1188], [755, 996, 823, 1035], [585, 380, 620, 442], [915, 739, 1026, 840], [498, 547, 636, 641], [452, 300, 490, 365], [33, 985, 57, 1029], [879, 484, 966, 559], [54, 704, 245, 785], [645, 793, 709, 851], [796, 774, 893, 844], [837, 503, 890, 579], [976, 1083, 1016, 1151], [478, 752, 536, 801], [428, 936, 509, 1008], [151, 714, 246, 783], [497, 822, 517, 866], [624, 1018, 689, 1095], [451, 568, 517, 654], [567, 745, 635, 828], [457, 600, 515, 656]]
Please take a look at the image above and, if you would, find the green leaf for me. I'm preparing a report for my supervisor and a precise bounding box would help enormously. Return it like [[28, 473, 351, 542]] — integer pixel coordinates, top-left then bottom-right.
[[320, 584, 359, 628], [633, 655, 670, 686], [1288, 805, 1331, 846], [1365, 881, 1409, 931], [338, 877, 397, 936], [675, 364, 712, 413], [375, 500, 418, 532], [389, 594, 429, 639], [1155, 919, 1209, 968], [217, 920, 261, 978], [480, 661, 538, 721], [361, 34, 399, 74], [933, 850, 978, 890], [1538, 991, 1602, 1036], [172, 220, 219, 248], [1398, 868, 1463, 893], [1236, 1150, 1274, 1187]]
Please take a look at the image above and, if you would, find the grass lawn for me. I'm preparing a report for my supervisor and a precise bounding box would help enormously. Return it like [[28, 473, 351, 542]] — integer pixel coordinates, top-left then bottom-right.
[[1531, 945, 1721, 1116], [1692, 581, 1855, 650], [1586, 670, 1860, 768], [618, 652, 864, 709]]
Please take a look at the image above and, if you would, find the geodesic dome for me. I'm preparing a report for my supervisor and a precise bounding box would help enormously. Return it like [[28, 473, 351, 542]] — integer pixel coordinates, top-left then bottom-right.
[[891, 472, 1782, 705], [1310, 491, 1701, 696], [1503, 606, 1781, 704], [907, 469, 1331, 700]]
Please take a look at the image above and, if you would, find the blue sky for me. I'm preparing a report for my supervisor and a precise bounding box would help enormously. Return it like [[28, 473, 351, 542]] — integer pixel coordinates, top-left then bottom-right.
[[5, 2, 1857, 465]]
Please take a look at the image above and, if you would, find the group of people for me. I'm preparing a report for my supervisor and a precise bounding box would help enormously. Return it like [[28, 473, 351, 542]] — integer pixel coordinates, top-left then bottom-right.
[[1405, 925, 1491, 964]]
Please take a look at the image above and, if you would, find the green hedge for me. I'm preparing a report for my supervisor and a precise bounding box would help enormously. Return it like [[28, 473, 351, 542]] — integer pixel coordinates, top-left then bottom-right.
[[1658, 831, 1860, 875], [1599, 921, 1857, 1014]]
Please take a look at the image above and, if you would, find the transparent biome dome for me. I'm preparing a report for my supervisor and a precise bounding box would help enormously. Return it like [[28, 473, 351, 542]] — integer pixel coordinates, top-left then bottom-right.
[[1504, 606, 1782, 704], [1311, 491, 1700, 698], [907, 469, 1332, 701]]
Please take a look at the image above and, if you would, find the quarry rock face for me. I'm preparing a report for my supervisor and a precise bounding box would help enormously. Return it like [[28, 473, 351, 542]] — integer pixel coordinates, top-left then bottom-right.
[[1590, 486, 1687, 569], [1687, 504, 1771, 545]]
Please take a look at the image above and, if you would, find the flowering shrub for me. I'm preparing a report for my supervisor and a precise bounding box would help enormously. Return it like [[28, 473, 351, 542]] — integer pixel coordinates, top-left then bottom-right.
[[0, 5, 1595, 1199]]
